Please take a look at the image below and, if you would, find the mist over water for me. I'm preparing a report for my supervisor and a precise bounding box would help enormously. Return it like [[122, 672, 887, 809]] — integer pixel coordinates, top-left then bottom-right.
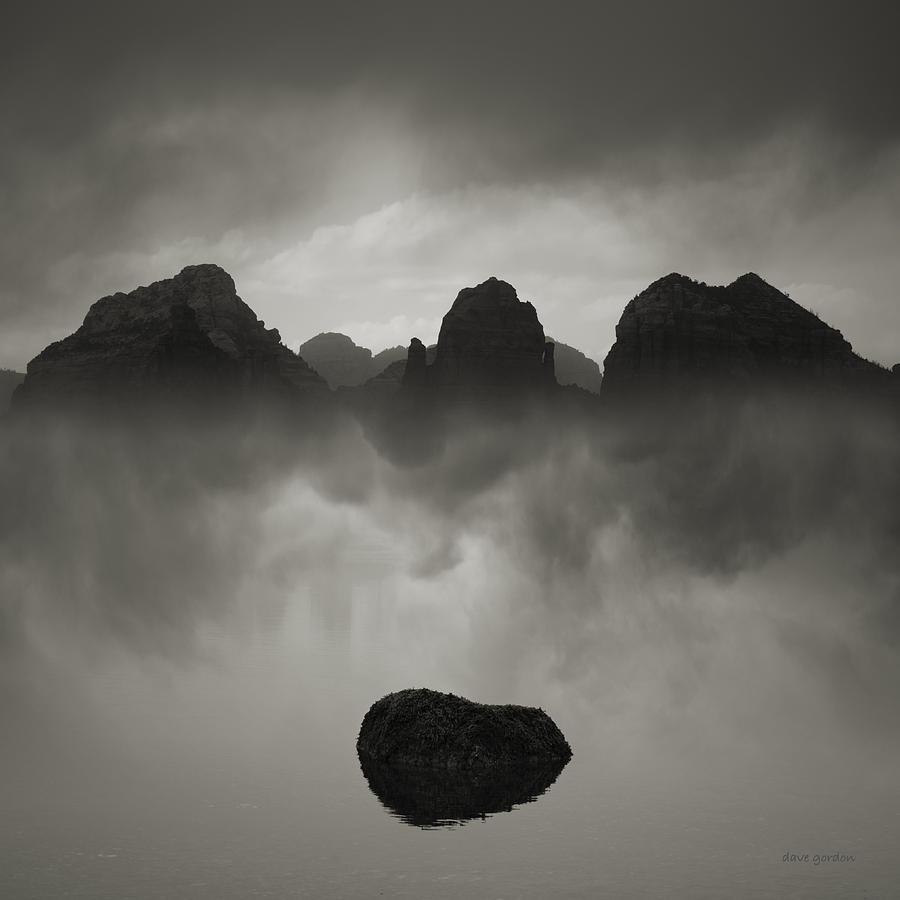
[[2, 393, 899, 897]]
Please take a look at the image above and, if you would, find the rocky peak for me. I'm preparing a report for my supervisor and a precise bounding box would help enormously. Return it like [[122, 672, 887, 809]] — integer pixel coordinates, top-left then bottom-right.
[[401, 337, 428, 389], [649, 272, 698, 289], [601, 271, 887, 398], [728, 271, 768, 289], [446, 276, 521, 311], [14, 264, 326, 410], [424, 277, 554, 392]]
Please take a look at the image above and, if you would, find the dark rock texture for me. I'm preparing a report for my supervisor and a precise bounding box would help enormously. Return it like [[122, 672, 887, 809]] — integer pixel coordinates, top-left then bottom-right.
[[424, 278, 556, 393], [549, 339, 603, 394], [602, 272, 889, 399], [298, 332, 406, 389], [401, 337, 428, 389], [543, 339, 556, 380], [14, 264, 326, 409], [374, 337, 605, 396], [357, 688, 572, 770], [360, 344, 437, 396], [359, 753, 568, 828], [0, 370, 25, 414]]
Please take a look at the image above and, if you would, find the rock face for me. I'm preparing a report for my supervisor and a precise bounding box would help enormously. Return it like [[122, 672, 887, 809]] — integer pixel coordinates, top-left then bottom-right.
[[298, 332, 406, 389], [14, 264, 326, 409], [354, 344, 436, 402], [602, 272, 888, 398], [0, 370, 25, 414], [401, 337, 428, 389], [379, 338, 604, 395], [357, 688, 572, 770], [421, 278, 556, 393]]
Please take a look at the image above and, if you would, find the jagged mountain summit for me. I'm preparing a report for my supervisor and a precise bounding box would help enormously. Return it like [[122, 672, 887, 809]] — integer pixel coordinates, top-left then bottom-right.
[[13, 264, 326, 410], [298, 332, 406, 389], [9, 265, 895, 415], [601, 272, 891, 398], [402, 277, 556, 394]]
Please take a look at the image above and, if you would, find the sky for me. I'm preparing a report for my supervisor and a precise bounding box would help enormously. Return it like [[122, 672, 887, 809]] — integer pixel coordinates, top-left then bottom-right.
[[2, 1, 900, 370]]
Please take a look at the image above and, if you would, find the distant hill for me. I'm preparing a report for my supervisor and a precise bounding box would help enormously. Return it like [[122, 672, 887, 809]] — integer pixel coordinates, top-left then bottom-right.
[[547, 339, 603, 394], [298, 332, 406, 389]]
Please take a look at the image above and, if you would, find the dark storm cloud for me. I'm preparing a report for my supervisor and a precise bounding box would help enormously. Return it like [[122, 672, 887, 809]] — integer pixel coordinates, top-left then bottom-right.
[[4, 391, 896, 656], [7, 1, 900, 159], [5, 0, 900, 226], [364, 391, 900, 588], [0, 408, 376, 657]]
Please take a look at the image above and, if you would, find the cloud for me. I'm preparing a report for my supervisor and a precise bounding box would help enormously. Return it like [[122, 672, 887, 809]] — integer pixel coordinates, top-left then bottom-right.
[[1, 373, 900, 786], [8, 126, 899, 376]]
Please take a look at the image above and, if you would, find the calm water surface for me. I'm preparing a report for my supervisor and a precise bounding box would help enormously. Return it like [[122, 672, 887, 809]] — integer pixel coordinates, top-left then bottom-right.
[[2, 551, 898, 899]]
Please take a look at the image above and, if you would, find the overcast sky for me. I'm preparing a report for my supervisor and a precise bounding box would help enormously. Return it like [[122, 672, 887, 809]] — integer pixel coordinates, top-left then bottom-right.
[[2, 1, 899, 370]]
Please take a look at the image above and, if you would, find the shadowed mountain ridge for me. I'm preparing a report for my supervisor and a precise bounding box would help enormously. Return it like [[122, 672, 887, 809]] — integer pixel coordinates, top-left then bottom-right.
[[601, 271, 892, 399], [10, 267, 897, 413], [13, 264, 326, 410], [298, 332, 406, 389]]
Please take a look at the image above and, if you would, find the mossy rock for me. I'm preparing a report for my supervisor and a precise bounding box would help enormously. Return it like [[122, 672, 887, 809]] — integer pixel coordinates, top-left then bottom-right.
[[357, 688, 573, 769]]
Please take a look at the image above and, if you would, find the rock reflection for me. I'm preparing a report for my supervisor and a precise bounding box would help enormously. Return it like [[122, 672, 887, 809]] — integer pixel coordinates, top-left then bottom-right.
[[358, 753, 570, 829]]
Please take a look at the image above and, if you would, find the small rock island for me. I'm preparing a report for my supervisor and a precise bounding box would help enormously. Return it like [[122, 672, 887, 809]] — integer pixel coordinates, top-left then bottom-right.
[[357, 688, 573, 769]]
